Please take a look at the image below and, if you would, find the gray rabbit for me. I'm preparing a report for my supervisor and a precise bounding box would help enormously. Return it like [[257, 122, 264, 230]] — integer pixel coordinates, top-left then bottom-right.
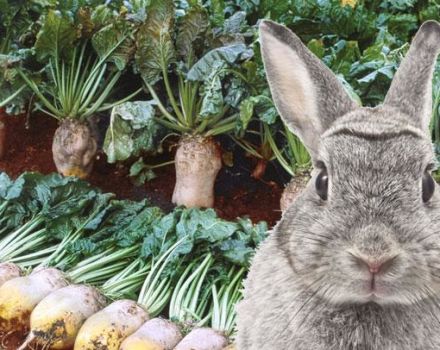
[[236, 20, 440, 350]]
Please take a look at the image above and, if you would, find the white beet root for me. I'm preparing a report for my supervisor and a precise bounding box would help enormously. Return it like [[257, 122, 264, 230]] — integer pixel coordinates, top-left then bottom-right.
[[52, 119, 97, 179], [0, 262, 21, 287], [172, 135, 222, 208], [174, 328, 228, 350], [19, 284, 106, 350], [280, 172, 310, 212], [74, 299, 149, 350], [0, 267, 68, 334], [120, 318, 182, 350]]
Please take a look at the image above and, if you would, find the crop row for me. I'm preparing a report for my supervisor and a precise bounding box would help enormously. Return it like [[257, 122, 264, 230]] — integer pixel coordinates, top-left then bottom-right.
[[0, 172, 267, 349]]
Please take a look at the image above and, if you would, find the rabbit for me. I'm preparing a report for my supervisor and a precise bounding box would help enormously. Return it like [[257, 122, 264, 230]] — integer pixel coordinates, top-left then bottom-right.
[[236, 20, 440, 350]]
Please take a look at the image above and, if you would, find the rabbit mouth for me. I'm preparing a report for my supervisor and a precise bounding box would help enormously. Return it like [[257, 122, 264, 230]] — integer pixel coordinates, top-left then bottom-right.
[[354, 282, 393, 304]]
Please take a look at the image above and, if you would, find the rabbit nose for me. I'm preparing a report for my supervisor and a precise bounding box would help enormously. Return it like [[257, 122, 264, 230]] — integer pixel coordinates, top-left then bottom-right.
[[351, 254, 398, 275]]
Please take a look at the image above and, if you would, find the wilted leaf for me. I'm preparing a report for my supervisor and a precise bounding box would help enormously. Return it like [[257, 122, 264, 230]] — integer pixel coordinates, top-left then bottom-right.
[[176, 4, 209, 62], [135, 0, 175, 84], [103, 101, 160, 163]]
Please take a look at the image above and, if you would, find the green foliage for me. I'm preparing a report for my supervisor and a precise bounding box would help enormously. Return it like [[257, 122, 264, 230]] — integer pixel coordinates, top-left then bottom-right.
[[34, 10, 77, 61], [0, 171, 269, 309], [3, 0, 440, 177], [104, 100, 161, 163], [134, 0, 176, 84]]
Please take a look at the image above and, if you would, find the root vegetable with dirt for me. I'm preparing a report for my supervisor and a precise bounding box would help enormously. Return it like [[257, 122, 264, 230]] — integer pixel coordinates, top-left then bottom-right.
[[18, 39, 140, 179], [74, 300, 149, 350], [267, 125, 311, 212], [52, 119, 98, 179], [120, 318, 183, 350], [280, 172, 311, 212], [0, 268, 68, 336], [172, 136, 222, 208], [73, 238, 185, 349], [115, 239, 190, 349], [136, 2, 251, 208], [175, 328, 228, 350], [0, 263, 21, 287], [18, 284, 106, 350]]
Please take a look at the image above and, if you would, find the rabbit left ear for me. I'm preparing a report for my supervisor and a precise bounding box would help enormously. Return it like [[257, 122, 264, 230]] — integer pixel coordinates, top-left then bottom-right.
[[384, 21, 440, 131], [259, 20, 358, 158]]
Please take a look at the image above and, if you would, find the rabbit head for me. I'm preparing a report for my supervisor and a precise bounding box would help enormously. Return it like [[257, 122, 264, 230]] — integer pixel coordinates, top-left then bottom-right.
[[259, 20, 440, 306]]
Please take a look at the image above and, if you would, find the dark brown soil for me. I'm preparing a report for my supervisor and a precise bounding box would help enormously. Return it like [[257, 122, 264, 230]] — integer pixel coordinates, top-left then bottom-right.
[[0, 112, 283, 226]]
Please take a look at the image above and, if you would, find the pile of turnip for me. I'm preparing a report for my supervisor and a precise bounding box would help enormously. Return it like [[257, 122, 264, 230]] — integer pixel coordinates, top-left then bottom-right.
[[0, 172, 267, 349]]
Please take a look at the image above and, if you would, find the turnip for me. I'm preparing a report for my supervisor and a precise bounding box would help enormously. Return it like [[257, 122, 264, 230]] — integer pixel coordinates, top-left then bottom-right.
[[175, 328, 228, 350], [0, 267, 68, 335], [71, 236, 185, 349], [18, 284, 106, 350], [266, 124, 311, 211], [106, 239, 188, 349], [0, 262, 21, 287], [74, 300, 149, 350], [172, 135, 222, 208], [137, 1, 251, 208], [279, 172, 310, 212], [18, 40, 141, 179], [52, 118, 98, 179], [17, 247, 142, 348], [119, 318, 182, 350]]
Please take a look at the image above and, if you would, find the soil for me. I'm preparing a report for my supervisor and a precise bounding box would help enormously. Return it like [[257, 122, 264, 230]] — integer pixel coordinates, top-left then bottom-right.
[[0, 112, 284, 227]]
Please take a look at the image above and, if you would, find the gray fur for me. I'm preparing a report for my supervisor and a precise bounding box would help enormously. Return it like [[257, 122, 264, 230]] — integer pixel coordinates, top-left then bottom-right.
[[259, 20, 358, 157], [237, 21, 440, 349], [385, 21, 440, 131]]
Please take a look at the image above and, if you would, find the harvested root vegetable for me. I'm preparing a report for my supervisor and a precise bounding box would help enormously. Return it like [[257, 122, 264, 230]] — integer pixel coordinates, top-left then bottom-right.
[[74, 299, 149, 350], [52, 119, 97, 179], [172, 135, 222, 208], [280, 172, 310, 212], [0, 262, 21, 287], [18, 284, 105, 350], [175, 328, 228, 350], [120, 318, 182, 350], [0, 267, 67, 334]]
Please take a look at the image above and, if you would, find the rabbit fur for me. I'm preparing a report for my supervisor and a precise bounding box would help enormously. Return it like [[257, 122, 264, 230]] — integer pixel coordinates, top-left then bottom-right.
[[236, 20, 440, 350]]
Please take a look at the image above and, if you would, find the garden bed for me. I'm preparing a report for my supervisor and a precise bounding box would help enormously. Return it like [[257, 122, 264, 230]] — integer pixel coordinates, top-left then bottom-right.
[[0, 112, 282, 227]]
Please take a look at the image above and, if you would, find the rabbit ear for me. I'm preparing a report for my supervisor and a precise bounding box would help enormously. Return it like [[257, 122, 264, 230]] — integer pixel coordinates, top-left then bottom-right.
[[384, 21, 440, 131], [259, 20, 358, 157]]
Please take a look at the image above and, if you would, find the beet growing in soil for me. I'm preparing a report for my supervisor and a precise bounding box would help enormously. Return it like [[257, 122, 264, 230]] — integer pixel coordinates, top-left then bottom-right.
[[0, 112, 283, 226]]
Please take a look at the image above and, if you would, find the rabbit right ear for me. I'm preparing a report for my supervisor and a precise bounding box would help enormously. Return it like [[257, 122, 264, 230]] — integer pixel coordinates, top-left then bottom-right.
[[384, 21, 440, 132], [259, 20, 358, 158]]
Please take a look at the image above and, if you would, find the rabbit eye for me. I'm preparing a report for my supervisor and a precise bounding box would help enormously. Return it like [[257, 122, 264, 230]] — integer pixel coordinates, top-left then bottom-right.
[[422, 171, 435, 203], [316, 168, 328, 200]]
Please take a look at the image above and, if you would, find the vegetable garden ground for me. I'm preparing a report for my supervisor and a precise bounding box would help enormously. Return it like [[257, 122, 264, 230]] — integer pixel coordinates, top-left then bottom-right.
[[0, 111, 283, 226]]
